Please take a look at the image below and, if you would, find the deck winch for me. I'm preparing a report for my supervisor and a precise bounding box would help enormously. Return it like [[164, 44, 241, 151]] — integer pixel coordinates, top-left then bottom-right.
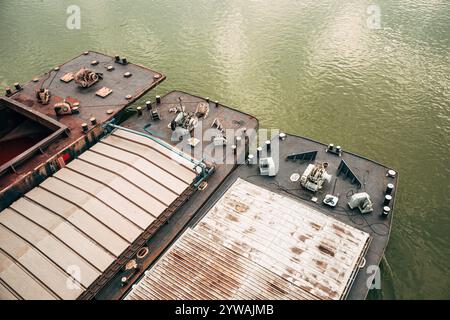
[[36, 88, 51, 105], [300, 162, 332, 192], [74, 68, 103, 88], [168, 99, 200, 137], [168, 98, 210, 143], [348, 192, 374, 214], [54, 99, 79, 116]]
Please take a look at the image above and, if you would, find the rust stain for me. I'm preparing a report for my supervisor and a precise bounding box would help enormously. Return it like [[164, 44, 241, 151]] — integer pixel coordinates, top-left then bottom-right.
[[310, 222, 322, 230], [290, 256, 301, 263], [286, 267, 295, 275], [332, 223, 354, 238], [300, 285, 313, 293], [290, 247, 303, 255], [332, 223, 346, 234], [187, 243, 243, 297], [298, 234, 309, 242], [226, 214, 239, 222], [318, 244, 335, 257], [314, 259, 328, 269], [211, 233, 221, 242], [268, 282, 287, 295], [172, 252, 185, 261], [234, 202, 249, 213]]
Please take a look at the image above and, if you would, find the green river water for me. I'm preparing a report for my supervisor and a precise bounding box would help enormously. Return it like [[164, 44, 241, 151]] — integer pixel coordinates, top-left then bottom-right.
[[0, 0, 449, 299]]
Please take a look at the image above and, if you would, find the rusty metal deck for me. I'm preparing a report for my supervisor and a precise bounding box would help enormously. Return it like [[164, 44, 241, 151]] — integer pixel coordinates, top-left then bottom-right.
[[0, 51, 165, 211], [126, 229, 318, 300], [0, 129, 197, 300], [125, 178, 371, 300]]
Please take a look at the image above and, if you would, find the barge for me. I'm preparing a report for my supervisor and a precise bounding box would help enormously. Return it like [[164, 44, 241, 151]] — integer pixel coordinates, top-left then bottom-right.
[[0, 51, 165, 211], [0, 53, 397, 300]]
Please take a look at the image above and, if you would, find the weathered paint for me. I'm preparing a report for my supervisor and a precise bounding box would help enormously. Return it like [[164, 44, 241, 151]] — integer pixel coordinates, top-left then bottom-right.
[[125, 178, 371, 300]]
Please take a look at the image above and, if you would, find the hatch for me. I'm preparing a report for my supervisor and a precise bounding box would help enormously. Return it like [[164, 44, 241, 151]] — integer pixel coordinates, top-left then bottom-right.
[[0, 128, 199, 300], [0, 97, 68, 176], [125, 178, 371, 300]]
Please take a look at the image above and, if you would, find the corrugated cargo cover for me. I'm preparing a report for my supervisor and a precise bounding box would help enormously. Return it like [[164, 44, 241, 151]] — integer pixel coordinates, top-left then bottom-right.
[[126, 178, 371, 300], [0, 129, 197, 300]]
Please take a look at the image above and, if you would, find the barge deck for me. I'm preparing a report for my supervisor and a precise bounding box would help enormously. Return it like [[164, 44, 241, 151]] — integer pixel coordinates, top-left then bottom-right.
[[0, 51, 165, 211]]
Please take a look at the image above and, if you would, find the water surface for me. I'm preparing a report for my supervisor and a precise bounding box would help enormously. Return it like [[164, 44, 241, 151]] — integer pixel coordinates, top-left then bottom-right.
[[0, 0, 449, 299]]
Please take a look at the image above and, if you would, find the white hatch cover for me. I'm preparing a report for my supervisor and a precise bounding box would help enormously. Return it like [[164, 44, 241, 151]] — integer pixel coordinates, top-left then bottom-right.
[[0, 129, 197, 300], [125, 178, 370, 300]]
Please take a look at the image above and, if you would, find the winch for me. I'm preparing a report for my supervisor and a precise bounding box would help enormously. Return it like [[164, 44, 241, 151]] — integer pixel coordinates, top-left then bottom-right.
[[36, 88, 51, 105], [300, 162, 332, 192], [348, 192, 374, 214], [74, 68, 103, 88], [169, 98, 210, 141]]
